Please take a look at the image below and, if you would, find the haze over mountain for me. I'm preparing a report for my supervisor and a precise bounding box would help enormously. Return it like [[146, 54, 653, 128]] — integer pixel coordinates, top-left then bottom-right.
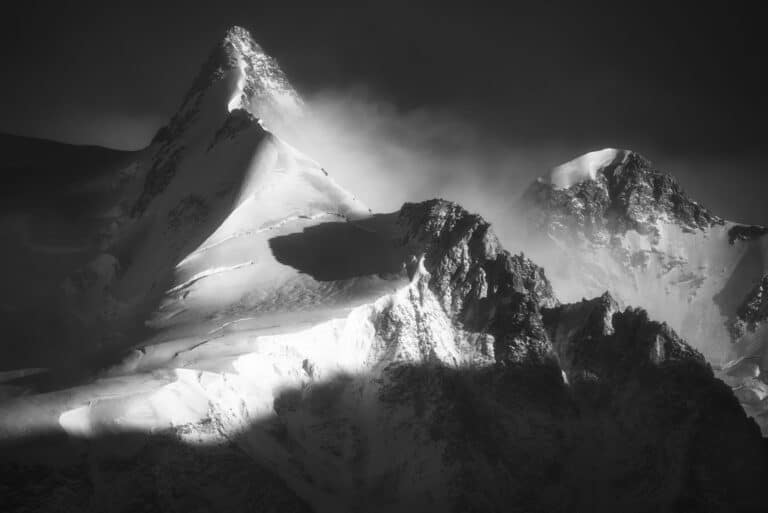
[[1, 26, 766, 513], [521, 149, 768, 432], [2, 5, 766, 229]]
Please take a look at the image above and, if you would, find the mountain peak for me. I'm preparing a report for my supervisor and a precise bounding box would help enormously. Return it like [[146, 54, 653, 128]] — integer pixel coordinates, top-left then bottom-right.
[[153, 26, 302, 144], [526, 149, 722, 243], [215, 25, 302, 120], [548, 148, 628, 189], [223, 25, 255, 45]]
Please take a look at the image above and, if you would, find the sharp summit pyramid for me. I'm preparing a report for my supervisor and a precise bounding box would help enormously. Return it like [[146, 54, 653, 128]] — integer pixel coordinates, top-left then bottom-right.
[[1, 27, 766, 513]]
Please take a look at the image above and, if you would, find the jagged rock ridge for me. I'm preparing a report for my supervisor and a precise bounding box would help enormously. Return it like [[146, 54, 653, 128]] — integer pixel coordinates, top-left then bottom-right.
[[0, 30, 766, 513], [524, 150, 723, 246], [154, 25, 302, 145], [522, 148, 768, 433], [730, 274, 768, 354], [5, 198, 766, 512], [398, 200, 558, 364]]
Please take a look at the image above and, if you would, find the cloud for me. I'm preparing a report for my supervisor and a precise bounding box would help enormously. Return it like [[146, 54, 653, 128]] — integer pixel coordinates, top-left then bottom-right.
[[281, 87, 584, 251], [278, 88, 767, 241]]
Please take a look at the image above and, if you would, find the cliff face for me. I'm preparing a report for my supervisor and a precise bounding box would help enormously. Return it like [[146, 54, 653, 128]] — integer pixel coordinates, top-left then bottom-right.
[[398, 200, 557, 365], [1, 28, 766, 513], [522, 149, 768, 432], [524, 150, 722, 246], [382, 202, 767, 512], [731, 274, 768, 340], [5, 198, 766, 513]]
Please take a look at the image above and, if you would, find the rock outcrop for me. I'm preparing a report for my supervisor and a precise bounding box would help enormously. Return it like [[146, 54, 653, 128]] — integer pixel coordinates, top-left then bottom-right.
[[1, 29, 766, 513], [524, 150, 722, 247], [522, 149, 768, 432]]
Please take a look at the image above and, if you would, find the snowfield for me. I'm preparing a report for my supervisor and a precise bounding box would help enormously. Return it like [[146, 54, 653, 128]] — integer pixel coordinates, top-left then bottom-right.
[[525, 148, 768, 431], [0, 26, 498, 511], [1, 26, 767, 513]]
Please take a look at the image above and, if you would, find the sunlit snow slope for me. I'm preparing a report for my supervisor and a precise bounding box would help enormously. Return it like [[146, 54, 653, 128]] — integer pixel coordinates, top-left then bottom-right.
[[1, 27, 766, 513], [523, 149, 768, 430]]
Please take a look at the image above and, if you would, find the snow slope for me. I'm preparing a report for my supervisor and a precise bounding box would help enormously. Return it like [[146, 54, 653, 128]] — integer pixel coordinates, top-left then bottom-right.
[[523, 149, 768, 430], [1, 27, 765, 513]]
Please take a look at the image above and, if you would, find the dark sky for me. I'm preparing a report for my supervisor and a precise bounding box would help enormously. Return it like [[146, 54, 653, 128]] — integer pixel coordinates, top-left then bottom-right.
[[1, 2, 766, 223]]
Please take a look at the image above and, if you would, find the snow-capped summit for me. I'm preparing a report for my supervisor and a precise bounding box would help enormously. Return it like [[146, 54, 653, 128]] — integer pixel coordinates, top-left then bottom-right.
[[522, 149, 768, 431], [529, 149, 723, 244], [33, 26, 370, 367], [218, 26, 303, 123], [1, 29, 767, 513], [153, 25, 302, 145], [548, 147, 627, 189]]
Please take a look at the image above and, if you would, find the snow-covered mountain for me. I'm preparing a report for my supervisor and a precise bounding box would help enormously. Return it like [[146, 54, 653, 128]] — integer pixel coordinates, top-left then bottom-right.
[[1, 27, 767, 513], [522, 148, 768, 431]]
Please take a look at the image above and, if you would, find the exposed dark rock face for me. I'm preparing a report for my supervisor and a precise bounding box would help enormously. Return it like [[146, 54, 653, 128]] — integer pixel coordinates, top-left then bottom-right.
[[4, 193, 767, 512], [523, 151, 723, 245], [520, 149, 768, 435], [541, 299, 765, 513], [208, 108, 262, 151], [544, 292, 705, 379], [151, 25, 300, 148], [3, 25, 766, 513], [730, 274, 768, 340], [389, 201, 767, 511], [131, 146, 184, 217], [137, 27, 293, 221], [151, 27, 248, 145], [539, 291, 766, 512], [399, 199, 558, 365], [729, 224, 768, 245]]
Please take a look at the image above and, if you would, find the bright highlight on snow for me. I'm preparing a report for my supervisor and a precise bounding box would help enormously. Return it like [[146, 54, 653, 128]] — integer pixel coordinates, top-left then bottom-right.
[[548, 148, 627, 189], [2, 24, 768, 513]]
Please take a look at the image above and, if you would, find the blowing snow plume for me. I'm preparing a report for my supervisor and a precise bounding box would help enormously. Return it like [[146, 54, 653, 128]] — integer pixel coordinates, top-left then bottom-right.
[[1, 25, 767, 513], [272, 88, 581, 253]]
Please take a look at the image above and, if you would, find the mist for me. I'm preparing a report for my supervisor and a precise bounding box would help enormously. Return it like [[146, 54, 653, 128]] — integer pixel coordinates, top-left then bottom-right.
[[275, 88, 767, 261], [273, 89, 768, 367], [277, 89, 577, 252]]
